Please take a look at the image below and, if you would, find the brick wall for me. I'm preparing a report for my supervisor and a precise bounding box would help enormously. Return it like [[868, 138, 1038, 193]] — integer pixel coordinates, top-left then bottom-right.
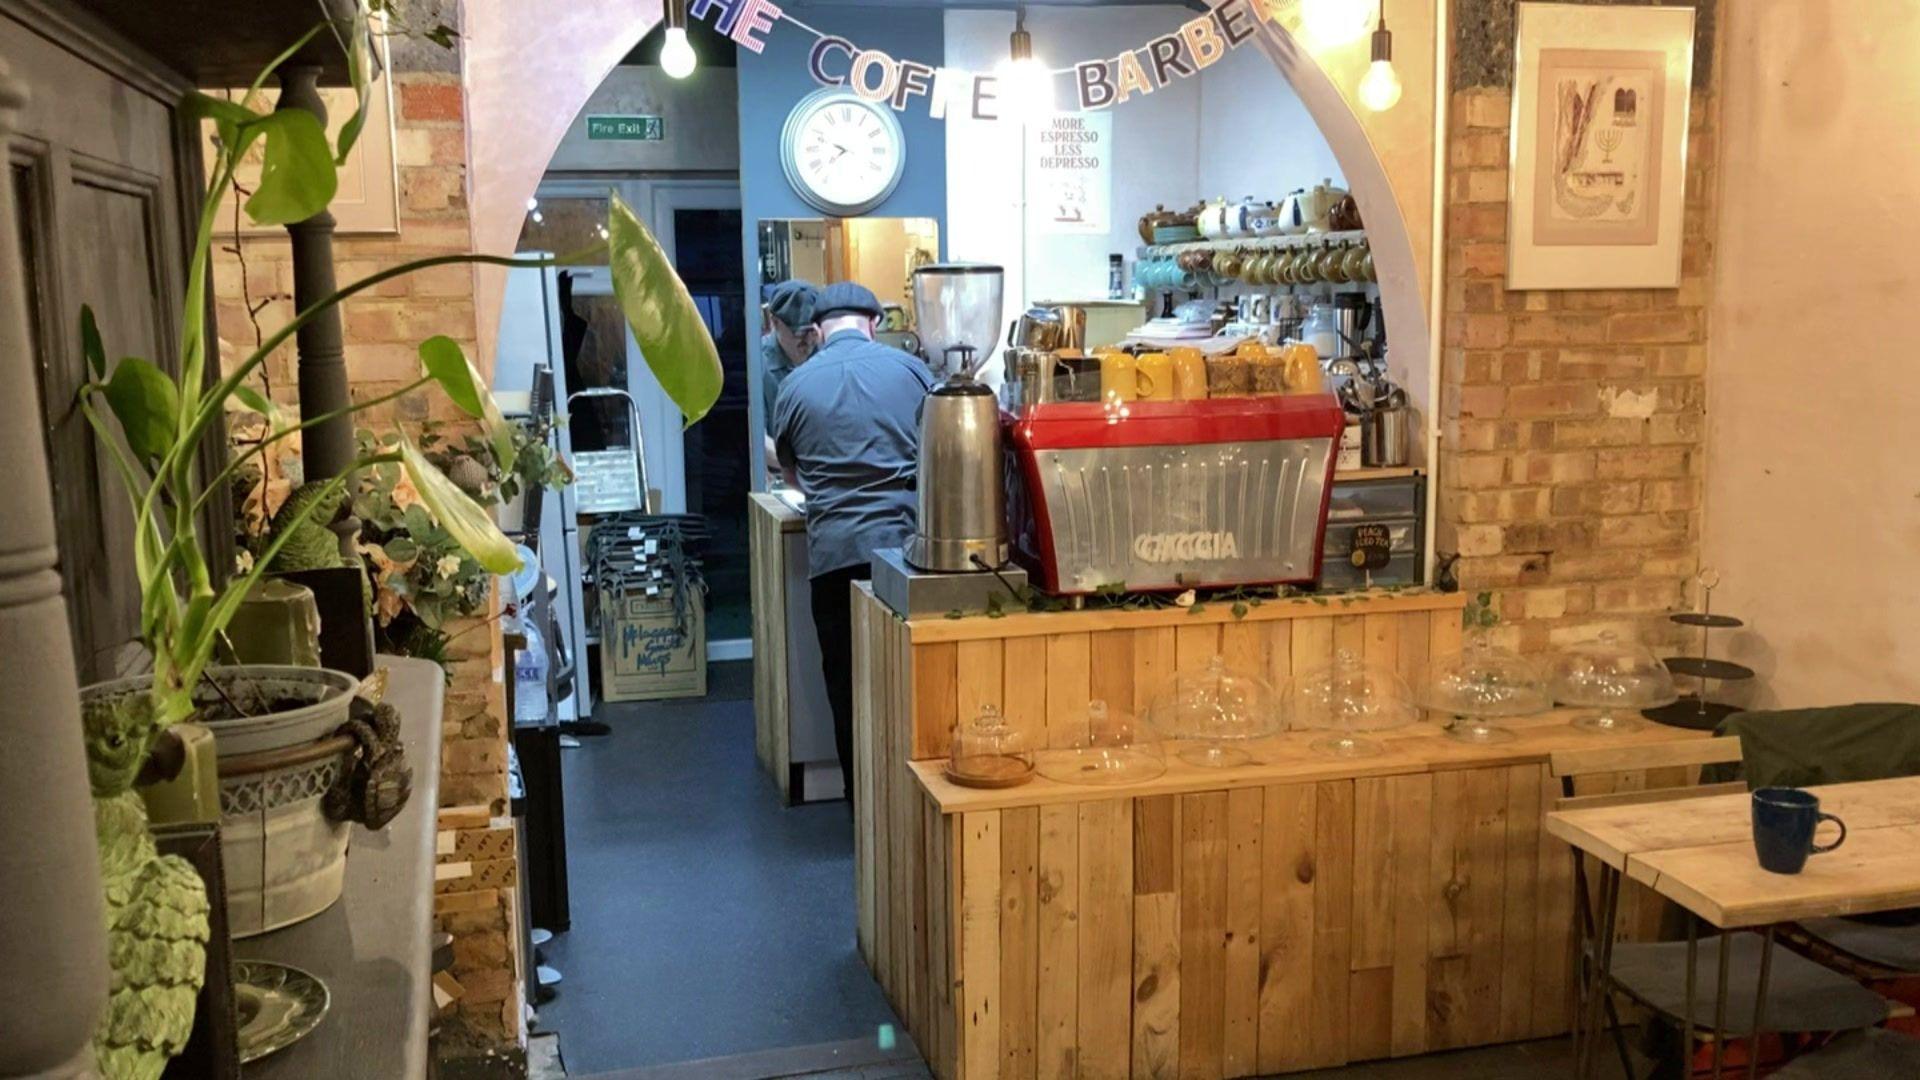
[[209, 3, 524, 1050], [1437, 12, 1717, 653]]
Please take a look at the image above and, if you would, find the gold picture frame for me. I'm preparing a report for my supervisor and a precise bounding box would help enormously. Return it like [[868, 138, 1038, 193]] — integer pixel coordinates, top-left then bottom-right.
[[1507, 3, 1695, 289]]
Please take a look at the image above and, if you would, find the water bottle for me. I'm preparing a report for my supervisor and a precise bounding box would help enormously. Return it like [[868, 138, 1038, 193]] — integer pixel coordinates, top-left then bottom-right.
[[514, 620, 549, 724]]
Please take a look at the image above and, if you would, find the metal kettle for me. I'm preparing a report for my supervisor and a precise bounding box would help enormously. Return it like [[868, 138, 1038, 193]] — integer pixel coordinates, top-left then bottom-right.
[[906, 361, 1009, 573], [1007, 305, 1086, 354]]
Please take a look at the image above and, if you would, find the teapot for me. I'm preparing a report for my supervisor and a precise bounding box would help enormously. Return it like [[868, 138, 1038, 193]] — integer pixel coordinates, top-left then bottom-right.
[[1137, 204, 1182, 245], [1298, 179, 1350, 233], [1231, 195, 1273, 239], [1270, 190, 1307, 236], [1327, 193, 1364, 233], [1197, 197, 1233, 241]]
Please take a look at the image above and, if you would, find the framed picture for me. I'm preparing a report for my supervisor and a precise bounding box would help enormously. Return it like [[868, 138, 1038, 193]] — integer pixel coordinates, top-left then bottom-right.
[[1507, 3, 1695, 289], [200, 33, 400, 237]]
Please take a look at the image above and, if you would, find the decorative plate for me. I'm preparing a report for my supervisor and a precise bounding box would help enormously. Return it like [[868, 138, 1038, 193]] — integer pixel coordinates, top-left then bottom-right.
[[234, 960, 330, 1064]]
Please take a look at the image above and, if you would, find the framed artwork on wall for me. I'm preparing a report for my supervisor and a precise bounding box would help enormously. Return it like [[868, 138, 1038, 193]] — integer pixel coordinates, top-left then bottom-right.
[[1507, 3, 1695, 289], [200, 34, 401, 237]]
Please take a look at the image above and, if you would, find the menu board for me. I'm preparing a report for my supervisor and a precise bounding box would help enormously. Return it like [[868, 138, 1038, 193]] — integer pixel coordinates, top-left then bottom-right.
[[1025, 111, 1113, 236]]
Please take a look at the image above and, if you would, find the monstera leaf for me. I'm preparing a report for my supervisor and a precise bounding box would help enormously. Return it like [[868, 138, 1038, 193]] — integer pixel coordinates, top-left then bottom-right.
[[608, 193, 723, 426]]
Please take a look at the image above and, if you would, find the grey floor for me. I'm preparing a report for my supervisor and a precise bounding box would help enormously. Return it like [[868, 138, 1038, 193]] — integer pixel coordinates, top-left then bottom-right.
[[537, 661, 902, 1075]]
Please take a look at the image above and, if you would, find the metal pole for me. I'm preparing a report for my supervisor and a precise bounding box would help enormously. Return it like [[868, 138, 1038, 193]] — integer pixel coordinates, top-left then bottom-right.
[[0, 59, 109, 1080]]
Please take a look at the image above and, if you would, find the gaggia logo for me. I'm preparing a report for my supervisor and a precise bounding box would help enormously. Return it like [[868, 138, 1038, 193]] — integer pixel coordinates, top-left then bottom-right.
[[1132, 531, 1241, 563]]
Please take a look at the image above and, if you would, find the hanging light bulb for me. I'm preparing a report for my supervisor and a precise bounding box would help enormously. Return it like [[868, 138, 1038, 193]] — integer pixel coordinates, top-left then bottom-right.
[[660, 0, 697, 80], [997, 6, 1054, 122], [1301, 0, 1375, 47], [1358, 3, 1402, 111]]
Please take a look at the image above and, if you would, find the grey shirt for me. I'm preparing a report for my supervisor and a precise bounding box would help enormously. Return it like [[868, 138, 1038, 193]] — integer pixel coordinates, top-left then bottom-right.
[[772, 328, 934, 578], [761, 332, 794, 433]]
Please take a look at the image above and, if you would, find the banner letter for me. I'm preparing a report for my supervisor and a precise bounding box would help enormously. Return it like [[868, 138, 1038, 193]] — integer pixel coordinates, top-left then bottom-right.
[[689, 0, 745, 35], [1114, 50, 1154, 104], [849, 49, 899, 103], [893, 60, 935, 111], [971, 75, 1001, 121], [729, 0, 780, 53], [1181, 15, 1226, 69], [1075, 60, 1117, 110], [807, 34, 854, 86], [1215, 0, 1258, 47], [1145, 34, 1193, 89]]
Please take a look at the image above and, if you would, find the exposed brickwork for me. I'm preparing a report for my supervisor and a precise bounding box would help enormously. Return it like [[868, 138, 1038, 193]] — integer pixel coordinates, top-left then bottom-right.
[[209, 27, 522, 1050], [1436, 85, 1716, 654]]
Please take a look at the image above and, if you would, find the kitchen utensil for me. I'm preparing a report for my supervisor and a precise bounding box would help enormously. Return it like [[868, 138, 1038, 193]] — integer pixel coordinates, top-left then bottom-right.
[[1216, 249, 1244, 279], [907, 264, 1009, 573], [1301, 302, 1339, 358], [1282, 342, 1325, 394], [1751, 788, 1847, 874], [945, 704, 1034, 788], [1144, 656, 1285, 767], [1299, 179, 1349, 233], [1169, 346, 1208, 400], [1272, 189, 1307, 235], [1318, 243, 1349, 284], [1138, 204, 1182, 245], [1134, 351, 1174, 401], [1230, 195, 1270, 238], [1341, 243, 1368, 282], [1099, 350, 1139, 403], [1361, 400, 1410, 466], [1007, 304, 1088, 354], [1288, 648, 1419, 758], [1544, 631, 1678, 734], [1198, 197, 1232, 240], [1414, 636, 1551, 744], [235, 961, 330, 1064], [1331, 293, 1371, 360], [1327, 192, 1364, 232]]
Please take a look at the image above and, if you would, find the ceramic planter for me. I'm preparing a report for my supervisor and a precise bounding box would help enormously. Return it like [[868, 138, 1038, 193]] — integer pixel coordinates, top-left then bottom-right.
[[83, 665, 360, 937]]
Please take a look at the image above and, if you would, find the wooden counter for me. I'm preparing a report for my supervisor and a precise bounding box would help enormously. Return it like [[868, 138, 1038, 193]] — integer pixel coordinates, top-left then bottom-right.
[[750, 491, 820, 802], [850, 586, 1705, 1080]]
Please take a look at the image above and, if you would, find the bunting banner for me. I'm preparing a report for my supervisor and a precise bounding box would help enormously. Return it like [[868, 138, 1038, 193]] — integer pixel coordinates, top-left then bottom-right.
[[685, 0, 1300, 121]]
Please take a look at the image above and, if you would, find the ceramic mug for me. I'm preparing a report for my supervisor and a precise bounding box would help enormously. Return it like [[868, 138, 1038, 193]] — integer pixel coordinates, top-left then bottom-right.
[[1752, 788, 1847, 874], [1169, 347, 1208, 400], [1099, 350, 1139, 403], [1282, 342, 1325, 394], [1133, 352, 1173, 401]]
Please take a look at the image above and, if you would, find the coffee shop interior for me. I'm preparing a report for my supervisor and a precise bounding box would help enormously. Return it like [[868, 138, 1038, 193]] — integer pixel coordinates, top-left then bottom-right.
[[6, 1, 1920, 1080]]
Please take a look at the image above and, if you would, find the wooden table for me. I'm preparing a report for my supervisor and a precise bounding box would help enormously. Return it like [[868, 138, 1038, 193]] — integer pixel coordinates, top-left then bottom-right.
[[1547, 776, 1920, 1079]]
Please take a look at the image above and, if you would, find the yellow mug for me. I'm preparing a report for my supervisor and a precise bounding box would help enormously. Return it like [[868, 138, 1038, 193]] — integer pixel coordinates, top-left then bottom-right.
[[1282, 342, 1325, 394], [1169, 346, 1208, 401], [1133, 352, 1174, 401], [1099, 350, 1139, 403]]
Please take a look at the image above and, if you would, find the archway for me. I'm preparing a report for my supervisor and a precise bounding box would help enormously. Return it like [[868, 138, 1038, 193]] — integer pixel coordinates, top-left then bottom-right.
[[465, 1, 1442, 446]]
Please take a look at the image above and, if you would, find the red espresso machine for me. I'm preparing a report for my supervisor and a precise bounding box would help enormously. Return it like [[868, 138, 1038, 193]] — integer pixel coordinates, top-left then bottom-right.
[[1005, 395, 1346, 595]]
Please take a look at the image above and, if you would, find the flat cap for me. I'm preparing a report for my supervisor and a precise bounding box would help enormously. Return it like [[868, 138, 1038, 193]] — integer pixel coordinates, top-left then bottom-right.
[[765, 279, 819, 328], [813, 281, 885, 322]]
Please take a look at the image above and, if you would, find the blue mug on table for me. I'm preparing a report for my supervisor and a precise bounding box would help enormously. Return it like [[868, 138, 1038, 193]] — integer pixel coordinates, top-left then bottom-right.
[[1751, 787, 1847, 874]]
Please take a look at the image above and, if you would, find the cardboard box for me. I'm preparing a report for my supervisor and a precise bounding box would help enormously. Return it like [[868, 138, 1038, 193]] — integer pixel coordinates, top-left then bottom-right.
[[599, 589, 706, 702]]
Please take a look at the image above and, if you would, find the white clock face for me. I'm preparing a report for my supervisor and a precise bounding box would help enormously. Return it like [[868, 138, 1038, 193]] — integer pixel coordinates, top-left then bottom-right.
[[785, 93, 905, 215]]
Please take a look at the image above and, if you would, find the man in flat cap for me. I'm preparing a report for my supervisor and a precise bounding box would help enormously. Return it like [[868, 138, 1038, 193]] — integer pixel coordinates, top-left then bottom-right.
[[770, 282, 934, 810], [760, 279, 818, 474]]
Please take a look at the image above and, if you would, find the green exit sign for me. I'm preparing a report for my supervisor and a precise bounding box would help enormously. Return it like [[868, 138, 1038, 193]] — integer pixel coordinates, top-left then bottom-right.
[[586, 115, 664, 141]]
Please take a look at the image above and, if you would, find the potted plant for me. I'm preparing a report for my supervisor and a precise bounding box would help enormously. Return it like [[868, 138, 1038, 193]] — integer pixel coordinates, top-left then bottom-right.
[[74, 9, 722, 1074]]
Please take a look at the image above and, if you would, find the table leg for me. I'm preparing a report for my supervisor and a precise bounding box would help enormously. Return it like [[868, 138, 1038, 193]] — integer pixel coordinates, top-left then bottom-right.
[[1711, 931, 1731, 1079], [1747, 925, 1775, 1080], [1681, 914, 1698, 1079], [1581, 866, 1623, 1080]]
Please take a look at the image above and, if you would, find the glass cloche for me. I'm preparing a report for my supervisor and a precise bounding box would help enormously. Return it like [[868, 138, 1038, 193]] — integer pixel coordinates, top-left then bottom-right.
[[1144, 656, 1284, 767], [1287, 649, 1420, 758], [1036, 700, 1167, 786], [1546, 631, 1678, 735], [944, 704, 1034, 789], [1414, 636, 1551, 744]]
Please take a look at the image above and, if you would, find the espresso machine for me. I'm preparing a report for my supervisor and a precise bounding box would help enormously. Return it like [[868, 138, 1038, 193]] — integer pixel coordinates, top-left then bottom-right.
[[872, 264, 1029, 616]]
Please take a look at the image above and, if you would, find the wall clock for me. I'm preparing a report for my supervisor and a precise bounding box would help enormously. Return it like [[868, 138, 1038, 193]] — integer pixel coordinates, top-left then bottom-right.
[[779, 87, 907, 217]]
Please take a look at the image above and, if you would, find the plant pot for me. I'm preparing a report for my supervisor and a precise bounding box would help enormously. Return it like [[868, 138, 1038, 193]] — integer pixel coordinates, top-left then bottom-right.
[[83, 665, 360, 938]]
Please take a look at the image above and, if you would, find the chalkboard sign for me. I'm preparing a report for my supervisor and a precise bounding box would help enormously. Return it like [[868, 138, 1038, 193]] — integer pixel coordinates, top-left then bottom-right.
[[1349, 523, 1394, 571]]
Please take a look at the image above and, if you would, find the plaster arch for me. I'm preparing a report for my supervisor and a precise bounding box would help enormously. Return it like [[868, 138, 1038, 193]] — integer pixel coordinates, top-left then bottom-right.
[[463, 1, 1440, 442]]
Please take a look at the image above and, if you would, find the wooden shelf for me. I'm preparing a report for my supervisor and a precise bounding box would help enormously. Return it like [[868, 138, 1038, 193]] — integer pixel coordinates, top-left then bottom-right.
[[1137, 228, 1367, 259], [1335, 466, 1420, 483], [909, 708, 1709, 814], [70, 0, 361, 86]]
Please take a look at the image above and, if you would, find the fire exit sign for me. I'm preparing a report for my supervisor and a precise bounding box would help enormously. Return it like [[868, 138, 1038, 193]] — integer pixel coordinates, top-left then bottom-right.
[[586, 115, 664, 141]]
